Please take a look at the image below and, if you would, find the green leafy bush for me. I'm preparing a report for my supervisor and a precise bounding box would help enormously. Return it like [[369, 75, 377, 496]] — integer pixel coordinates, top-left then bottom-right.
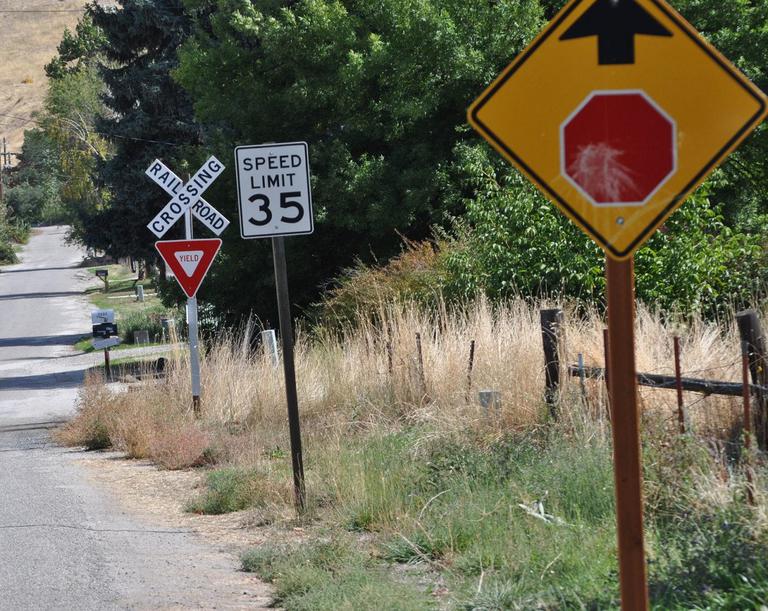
[[186, 468, 260, 514], [319, 165, 766, 321], [119, 307, 167, 344], [650, 506, 768, 608], [444, 167, 766, 315]]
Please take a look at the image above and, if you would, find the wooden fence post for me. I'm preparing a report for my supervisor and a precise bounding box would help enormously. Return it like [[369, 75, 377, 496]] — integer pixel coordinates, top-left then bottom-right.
[[736, 310, 768, 451], [741, 340, 756, 505], [673, 336, 686, 435], [541, 308, 564, 418]]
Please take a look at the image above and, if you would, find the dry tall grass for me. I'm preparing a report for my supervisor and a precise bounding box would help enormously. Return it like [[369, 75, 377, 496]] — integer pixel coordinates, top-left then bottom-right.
[[60, 298, 750, 471]]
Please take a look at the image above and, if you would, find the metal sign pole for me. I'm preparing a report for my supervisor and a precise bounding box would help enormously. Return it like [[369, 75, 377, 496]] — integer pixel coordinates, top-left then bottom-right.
[[271, 236, 306, 512], [104, 348, 111, 381], [606, 256, 648, 610], [185, 209, 202, 416]]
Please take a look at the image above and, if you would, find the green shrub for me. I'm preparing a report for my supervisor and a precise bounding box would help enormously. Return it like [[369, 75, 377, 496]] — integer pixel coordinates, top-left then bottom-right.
[[7, 220, 30, 244], [119, 307, 167, 343], [444, 168, 766, 316], [650, 505, 768, 608], [0, 239, 16, 264], [186, 467, 260, 514]]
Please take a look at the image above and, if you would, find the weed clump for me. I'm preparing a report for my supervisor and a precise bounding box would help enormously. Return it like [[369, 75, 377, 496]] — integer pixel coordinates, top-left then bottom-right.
[[54, 373, 119, 450], [242, 537, 434, 610], [186, 466, 292, 514]]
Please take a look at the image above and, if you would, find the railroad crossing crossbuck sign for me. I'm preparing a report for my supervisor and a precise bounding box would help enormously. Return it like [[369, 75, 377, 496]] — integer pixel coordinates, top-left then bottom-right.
[[145, 157, 230, 297], [146, 157, 228, 238], [468, 0, 767, 259]]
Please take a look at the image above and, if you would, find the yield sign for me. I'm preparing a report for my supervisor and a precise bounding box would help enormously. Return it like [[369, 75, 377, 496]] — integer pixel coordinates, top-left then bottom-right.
[[468, 0, 767, 259], [155, 239, 222, 298]]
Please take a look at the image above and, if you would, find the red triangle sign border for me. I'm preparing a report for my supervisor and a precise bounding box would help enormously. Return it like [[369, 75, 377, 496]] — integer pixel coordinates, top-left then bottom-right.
[[155, 238, 222, 298]]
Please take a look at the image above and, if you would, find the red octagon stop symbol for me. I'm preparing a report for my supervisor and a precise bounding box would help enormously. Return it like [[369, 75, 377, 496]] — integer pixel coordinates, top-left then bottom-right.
[[560, 91, 677, 206]]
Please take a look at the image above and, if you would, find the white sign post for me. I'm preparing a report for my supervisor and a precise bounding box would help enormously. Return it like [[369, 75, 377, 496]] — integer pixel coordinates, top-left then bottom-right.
[[145, 157, 229, 416], [184, 208, 202, 412], [234, 141, 313, 512]]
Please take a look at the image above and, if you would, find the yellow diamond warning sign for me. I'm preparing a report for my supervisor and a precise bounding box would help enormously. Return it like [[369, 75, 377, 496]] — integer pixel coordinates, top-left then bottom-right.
[[468, 0, 767, 260]]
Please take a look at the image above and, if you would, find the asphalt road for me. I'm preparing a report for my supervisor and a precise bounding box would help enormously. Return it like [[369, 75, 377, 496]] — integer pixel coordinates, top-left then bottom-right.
[[0, 227, 263, 610]]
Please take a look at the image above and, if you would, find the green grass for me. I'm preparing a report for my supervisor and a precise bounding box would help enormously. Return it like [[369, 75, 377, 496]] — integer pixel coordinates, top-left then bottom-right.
[[74, 336, 166, 353], [242, 536, 435, 610], [78, 262, 179, 346], [648, 504, 768, 609], [226, 426, 768, 609], [186, 466, 293, 514]]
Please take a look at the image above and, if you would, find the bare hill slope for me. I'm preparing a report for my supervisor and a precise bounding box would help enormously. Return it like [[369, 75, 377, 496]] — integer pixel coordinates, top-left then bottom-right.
[[0, 1, 93, 159]]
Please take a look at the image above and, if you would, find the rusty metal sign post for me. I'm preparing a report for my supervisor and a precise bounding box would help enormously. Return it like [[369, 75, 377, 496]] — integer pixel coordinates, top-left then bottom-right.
[[605, 257, 647, 608], [468, 0, 767, 607]]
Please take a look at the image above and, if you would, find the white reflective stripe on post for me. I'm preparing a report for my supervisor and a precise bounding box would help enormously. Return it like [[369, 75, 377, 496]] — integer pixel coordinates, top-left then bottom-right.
[[147, 156, 225, 238], [145, 158, 230, 236]]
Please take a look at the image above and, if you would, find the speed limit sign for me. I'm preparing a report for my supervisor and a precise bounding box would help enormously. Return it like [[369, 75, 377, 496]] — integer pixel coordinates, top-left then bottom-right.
[[235, 142, 314, 239]]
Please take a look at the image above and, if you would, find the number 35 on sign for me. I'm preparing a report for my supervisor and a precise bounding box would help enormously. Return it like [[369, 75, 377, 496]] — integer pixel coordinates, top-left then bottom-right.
[[235, 142, 314, 239]]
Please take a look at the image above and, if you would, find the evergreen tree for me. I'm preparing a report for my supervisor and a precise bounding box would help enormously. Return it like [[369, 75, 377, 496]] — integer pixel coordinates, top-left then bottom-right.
[[87, 0, 202, 261]]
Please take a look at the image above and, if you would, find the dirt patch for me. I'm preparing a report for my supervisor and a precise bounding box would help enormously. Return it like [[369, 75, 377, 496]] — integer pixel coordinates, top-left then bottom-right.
[[77, 452, 282, 609]]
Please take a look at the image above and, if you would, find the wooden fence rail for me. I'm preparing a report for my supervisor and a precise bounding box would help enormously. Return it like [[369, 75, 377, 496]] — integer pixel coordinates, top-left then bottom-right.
[[567, 364, 768, 398]]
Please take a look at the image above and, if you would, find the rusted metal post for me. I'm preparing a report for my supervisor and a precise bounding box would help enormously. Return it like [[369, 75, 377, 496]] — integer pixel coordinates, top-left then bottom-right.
[[386, 322, 394, 376], [541, 308, 564, 418], [673, 336, 685, 434], [741, 340, 756, 506], [415, 332, 427, 397], [606, 256, 649, 611], [465, 339, 476, 404]]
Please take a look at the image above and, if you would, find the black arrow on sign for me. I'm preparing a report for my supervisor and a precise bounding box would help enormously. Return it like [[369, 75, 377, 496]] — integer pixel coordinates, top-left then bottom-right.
[[560, 0, 672, 65]]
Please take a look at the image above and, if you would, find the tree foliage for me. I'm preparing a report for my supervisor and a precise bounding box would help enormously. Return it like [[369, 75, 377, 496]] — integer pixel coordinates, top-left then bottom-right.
[[39, 64, 111, 247], [22, 0, 768, 321], [5, 130, 65, 226], [80, 0, 203, 261], [173, 0, 545, 319], [442, 158, 766, 315]]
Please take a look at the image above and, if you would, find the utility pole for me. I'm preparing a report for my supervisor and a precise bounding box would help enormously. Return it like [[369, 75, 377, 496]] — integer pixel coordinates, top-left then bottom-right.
[[0, 138, 19, 204], [0, 138, 5, 203]]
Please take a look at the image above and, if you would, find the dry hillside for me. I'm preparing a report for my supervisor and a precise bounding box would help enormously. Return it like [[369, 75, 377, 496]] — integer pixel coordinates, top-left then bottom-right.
[[0, 0, 104, 159]]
